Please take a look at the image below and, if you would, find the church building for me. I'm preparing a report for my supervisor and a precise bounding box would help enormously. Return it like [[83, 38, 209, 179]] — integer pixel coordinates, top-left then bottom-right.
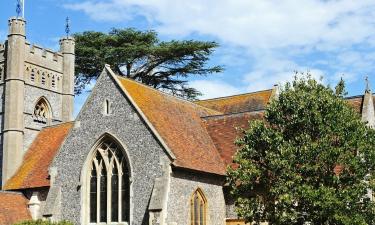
[[0, 16, 374, 225]]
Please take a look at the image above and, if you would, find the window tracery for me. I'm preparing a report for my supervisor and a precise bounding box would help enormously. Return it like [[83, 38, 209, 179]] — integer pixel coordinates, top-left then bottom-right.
[[191, 189, 207, 225], [33, 98, 50, 124], [88, 138, 130, 224]]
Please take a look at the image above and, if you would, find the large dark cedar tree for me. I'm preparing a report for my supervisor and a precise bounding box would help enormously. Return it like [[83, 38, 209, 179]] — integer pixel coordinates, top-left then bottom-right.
[[74, 29, 222, 99], [227, 75, 375, 225]]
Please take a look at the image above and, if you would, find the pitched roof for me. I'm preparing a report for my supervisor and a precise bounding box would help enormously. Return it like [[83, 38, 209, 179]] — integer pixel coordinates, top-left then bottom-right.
[[4, 122, 73, 190], [195, 90, 273, 114], [0, 192, 31, 225], [345, 95, 375, 114], [346, 96, 363, 113], [202, 112, 264, 167], [116, 76, 227, 175]]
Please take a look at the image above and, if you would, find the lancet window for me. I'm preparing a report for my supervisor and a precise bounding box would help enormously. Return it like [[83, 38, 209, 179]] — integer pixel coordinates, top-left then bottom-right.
[[52, 75, 56, 88], [191, 189, 207, 225], [30, 69, 35, 82], [41, 73, 46, 85], [89, 138, 130, 224]]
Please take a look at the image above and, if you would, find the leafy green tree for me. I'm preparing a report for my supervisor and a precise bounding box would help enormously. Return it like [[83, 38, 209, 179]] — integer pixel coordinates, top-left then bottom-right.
[[74, 29, 222, 99], [14, 219, 73, 225], [227, 75, 375, 225]]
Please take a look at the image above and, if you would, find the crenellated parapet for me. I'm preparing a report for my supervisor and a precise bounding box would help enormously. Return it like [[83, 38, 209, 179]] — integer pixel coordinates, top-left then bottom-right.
[[1, 17, 75, 187], [25, 42, 64, 73]]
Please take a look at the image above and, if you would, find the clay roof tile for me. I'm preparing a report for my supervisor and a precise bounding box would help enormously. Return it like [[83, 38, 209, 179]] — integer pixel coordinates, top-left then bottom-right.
[[116, 76, 227, 175], [4, 122, 73, 190], [0, 192, 31, 225], [195, 90, 273, 114]]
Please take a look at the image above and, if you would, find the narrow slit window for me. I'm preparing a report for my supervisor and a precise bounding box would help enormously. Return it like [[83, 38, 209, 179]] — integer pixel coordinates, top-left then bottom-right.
[[104, 99, 111, 115]]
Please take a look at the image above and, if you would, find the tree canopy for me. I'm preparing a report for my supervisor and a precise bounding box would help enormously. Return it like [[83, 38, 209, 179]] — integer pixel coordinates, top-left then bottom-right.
[[74, 28, 222, 99], [227, 75, 375, 225]]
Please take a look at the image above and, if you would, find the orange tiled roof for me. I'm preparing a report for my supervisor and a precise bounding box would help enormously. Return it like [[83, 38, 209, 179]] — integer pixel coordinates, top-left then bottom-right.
[[202, 111, 264, 167], [195, 90, 273, 114], [117, 76, 227, 175], [4, 122, 73, 190], [345, 95, 375, 114], [0, 192, 31, 225], [346, 96, 363, 113]]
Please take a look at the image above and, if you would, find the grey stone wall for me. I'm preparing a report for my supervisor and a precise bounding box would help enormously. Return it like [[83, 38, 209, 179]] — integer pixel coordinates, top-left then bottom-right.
[[166, 171, 226, 225], [51, 71, 171, 225], [0, 82, 4, 185], [23, 85, 63, 151]]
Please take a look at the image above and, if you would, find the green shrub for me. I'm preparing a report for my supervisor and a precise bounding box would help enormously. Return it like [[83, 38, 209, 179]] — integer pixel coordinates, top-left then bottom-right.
[[13, 219, 73, 225]]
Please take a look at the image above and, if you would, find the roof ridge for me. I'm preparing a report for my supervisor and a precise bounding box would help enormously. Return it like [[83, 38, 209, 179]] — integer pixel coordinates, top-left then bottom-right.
[[116, 76, 222, 115], [195, 88, 273, 103]]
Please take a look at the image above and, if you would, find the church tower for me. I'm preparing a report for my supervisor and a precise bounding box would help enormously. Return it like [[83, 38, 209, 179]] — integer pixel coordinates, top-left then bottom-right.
[[0, 17, 75, 186]]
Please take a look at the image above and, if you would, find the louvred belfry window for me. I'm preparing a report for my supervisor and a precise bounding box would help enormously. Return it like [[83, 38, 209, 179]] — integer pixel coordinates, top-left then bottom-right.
[[89, 138, 130, 224], [191, 189, 207, 225]]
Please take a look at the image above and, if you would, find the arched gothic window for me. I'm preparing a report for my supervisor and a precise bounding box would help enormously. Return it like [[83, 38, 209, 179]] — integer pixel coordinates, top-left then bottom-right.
[[33, 98, 51, 124], [88, 137, 130, 224], [191, 189, 207, 225]]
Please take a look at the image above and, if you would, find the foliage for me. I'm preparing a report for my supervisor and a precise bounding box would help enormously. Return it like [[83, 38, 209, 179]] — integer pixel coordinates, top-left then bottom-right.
[[227, 74, 375, 225], [14, 219, 73, 225], [74, 29, 222, 99]]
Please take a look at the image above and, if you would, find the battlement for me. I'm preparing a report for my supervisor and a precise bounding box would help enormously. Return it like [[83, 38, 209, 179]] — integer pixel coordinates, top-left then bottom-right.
[[0, 43, 5, 51], [25, 42, 63, 72], [26, 42, 63, 62]]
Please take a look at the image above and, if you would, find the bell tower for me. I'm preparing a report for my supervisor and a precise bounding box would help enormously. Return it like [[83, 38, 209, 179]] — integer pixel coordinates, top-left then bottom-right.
[[0, 17, 75, 187]]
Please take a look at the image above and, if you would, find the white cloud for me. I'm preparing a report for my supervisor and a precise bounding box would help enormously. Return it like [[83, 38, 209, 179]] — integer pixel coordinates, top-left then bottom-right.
[[189, 79, 243, 100], [243, 56, 326, 92], [65, 0, 375, 97], [65, 0, 375, 50]]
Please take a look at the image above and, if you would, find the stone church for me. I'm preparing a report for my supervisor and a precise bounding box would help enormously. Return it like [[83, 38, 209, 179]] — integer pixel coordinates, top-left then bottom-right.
[[0, 16, 374, 225]]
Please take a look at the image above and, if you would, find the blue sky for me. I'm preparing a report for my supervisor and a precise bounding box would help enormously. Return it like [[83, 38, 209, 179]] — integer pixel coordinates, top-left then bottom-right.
[[1, 0, 375, 116]]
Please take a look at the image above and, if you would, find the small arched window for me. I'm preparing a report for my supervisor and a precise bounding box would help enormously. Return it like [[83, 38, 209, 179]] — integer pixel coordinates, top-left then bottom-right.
[[30, 69, 35, 82], [51, 75, 56, 88], [191, 189, 207, 225], [33, 98, 51, 124], [88, 137, 130, 224], [41, 73, 46, 85]]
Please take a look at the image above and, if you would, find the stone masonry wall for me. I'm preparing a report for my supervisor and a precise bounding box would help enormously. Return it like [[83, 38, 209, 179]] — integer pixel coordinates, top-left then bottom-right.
[[23, 85, 63, 152], [166, 171, 226, 225], [51, 71, 171, 225]]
